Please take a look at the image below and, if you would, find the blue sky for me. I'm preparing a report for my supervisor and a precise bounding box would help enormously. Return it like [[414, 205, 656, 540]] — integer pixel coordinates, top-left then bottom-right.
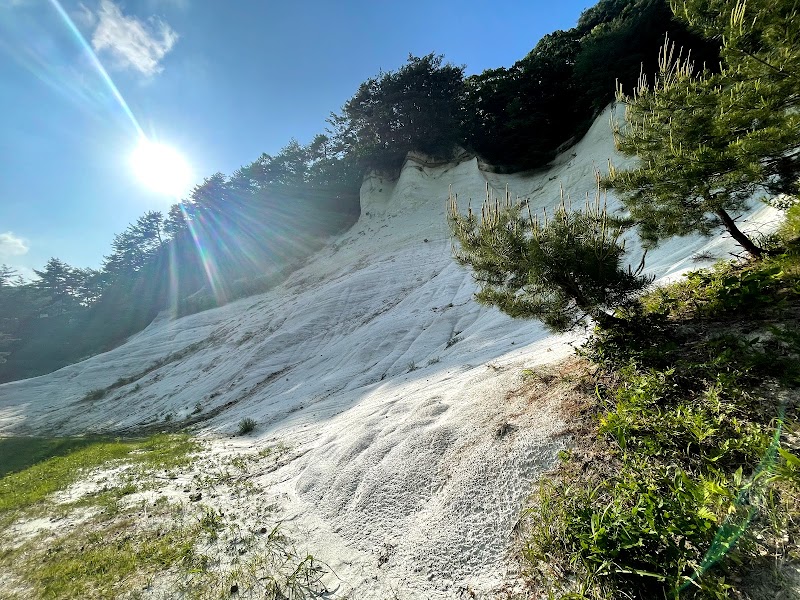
[[0, 0, 594, 279]]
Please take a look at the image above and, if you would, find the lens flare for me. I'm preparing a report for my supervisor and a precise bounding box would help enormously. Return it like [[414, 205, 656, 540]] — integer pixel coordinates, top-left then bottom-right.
[[130, 139, 193, 197]]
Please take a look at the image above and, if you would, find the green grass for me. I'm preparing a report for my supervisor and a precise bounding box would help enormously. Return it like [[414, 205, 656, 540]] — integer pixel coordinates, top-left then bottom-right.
[[0, 431, 331, 600], [524, 249, 800, 599], [778, 204, 800, 243], [237, 417, 257, 435], [21, 517, 204, 599], [0, 434, 198, 519], [0, 436, 109, 477]]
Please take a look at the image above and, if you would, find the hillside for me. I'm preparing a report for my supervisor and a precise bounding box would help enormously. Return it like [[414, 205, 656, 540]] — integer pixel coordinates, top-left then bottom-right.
[[0, 107, 780, 597]]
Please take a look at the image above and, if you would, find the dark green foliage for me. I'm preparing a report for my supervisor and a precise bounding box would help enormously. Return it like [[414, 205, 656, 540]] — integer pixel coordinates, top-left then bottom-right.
[[462, 30, 583, 171], [103, 211, 167, 280], [448, 182, 652, 332], [526, 251, 800, 598], [335, 53, 464, 175], [605, 0, 800, 257], [573, 0, 720, 114], [237, 418, 257, 435], [675, 0, 800, 197], [462, 0, 718, 171], [530, 464, 743, 598]]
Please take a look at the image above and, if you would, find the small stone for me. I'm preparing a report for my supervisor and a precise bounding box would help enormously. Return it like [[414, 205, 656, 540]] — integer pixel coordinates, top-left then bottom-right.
[[259, 527, 267, 534], [189, 492, 202, 502], [230, 583, 239, 595]]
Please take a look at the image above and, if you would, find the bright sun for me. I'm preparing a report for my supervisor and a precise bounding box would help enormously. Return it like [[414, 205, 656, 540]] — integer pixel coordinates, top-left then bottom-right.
[[130, 139, 193, 197]]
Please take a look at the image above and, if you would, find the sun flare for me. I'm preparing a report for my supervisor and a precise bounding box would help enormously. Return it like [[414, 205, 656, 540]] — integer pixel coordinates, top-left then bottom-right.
[[130, 139, 193, 197]]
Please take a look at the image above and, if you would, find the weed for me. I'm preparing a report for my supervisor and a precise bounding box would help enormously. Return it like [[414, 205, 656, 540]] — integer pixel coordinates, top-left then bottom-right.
[[446, 334, 462, 348], [238, 418, 257, 436], [198, 506, 224, 538], [778, 204, 800, 242]]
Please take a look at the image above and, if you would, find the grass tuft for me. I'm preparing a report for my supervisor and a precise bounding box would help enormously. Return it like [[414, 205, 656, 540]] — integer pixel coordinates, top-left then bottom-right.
[[238, 418, 257, 436]]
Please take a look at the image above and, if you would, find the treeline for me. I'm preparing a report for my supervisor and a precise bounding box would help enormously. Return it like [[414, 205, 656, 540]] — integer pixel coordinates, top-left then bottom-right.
[[0, 0, 716, 381], [337, 0, 719, 174], [0, 149, 360, 381]]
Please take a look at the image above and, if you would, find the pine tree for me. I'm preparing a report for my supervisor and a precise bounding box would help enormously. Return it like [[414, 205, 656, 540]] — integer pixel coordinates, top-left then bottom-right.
[[33, 258, 78, 314], [337, 54, 465, 175], [103, 211, 168, 279], [675, 0, 800, 195], [605, 0, 800, 258], [0, 265, 19, 363], [448, 180, 652, 332]]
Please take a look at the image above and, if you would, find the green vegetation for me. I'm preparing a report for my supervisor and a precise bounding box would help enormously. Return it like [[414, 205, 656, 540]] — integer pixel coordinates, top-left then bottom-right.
[[779, 204, 800, 243], [0, 434, 326, 599], [522, 249, 800, 598], [448, 181, 652, 332], [0, 434, 197, 520], [605, 0, 800, 258], [336, 53, 464, 175], [237, 417, 257, 436], [18, 518, 203, 600]]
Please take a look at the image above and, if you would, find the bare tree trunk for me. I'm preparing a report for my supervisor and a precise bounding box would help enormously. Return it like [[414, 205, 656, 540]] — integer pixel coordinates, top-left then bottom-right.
[[715, 209, 763, 258]]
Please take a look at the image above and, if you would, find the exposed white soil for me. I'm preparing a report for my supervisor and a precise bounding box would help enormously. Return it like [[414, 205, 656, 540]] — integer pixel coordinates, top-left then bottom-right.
[[0, 106, 781, 598]]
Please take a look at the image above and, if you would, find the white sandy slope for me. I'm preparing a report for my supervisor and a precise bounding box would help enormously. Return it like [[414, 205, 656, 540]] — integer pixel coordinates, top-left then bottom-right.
[[0, 106, 781, 597]]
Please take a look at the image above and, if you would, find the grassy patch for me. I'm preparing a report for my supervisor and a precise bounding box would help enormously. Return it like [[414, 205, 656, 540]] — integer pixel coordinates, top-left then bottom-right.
[[20, 515, 203, 599], [0, 436, 108, 478], [0, 432, 327, 599], [0, 434, 197, 519], [523, 250, 800, 598]]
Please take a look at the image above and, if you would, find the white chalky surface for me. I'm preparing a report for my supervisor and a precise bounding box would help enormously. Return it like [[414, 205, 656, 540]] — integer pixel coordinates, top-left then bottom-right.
[[0, 106, 780, 598]]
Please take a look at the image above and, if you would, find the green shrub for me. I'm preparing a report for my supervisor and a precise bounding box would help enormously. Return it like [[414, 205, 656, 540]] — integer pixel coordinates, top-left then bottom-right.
[[448, 182, 652, 332], [525, 250, 800, 598], [778, 203, 800, 242], [238, 418, 257, 436]]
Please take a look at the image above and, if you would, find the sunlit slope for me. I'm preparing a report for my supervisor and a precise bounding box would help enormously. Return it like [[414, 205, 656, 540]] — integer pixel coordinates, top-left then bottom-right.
[[0, 106, 778, 596]]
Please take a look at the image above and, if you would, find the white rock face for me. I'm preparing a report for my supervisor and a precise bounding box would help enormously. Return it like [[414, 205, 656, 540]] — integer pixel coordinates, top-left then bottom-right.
[[0, 106, 779, 597]]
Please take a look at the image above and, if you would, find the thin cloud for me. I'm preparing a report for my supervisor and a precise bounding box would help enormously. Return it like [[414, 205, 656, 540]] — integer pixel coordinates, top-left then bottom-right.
[[0, 232, 29, 259], [72, 2, 98, 29], [91, 0, 178, 76]]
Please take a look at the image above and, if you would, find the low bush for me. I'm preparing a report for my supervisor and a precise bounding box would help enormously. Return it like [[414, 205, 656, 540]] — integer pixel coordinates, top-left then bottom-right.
[[524, 252, 800, 599], [238, 418, 257, 436]]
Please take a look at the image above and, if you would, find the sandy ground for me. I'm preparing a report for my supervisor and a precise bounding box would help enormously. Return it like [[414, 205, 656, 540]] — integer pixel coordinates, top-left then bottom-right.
[[0, 105, 782, 598]]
